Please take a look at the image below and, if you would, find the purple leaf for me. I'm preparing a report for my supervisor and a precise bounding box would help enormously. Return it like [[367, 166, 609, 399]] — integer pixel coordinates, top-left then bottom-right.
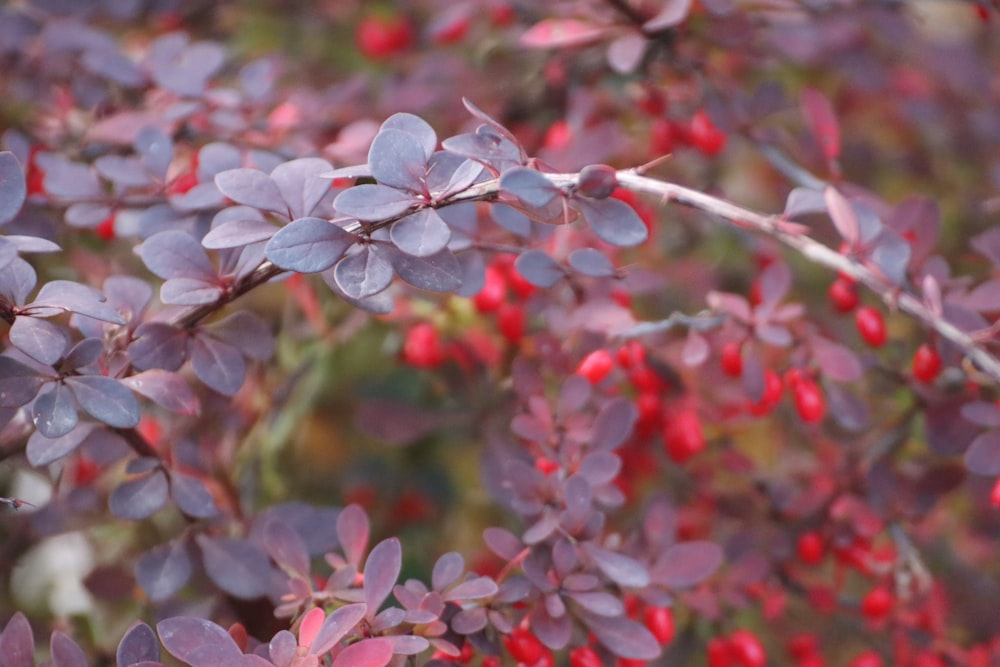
[[380, 113, 437, 161], [0, 355, 47, 407], [500, 167, 559, 208], [157, 617, 241, 667], [138, 231, 216, 281], [682, 330, 709, 366], [129, 323, 188, 371], [582, 543, 649, 587], [215, 168, 287, 216], [870, 230, 911, 285], [95, 155, 153, 187], [368, 129, 427, 193], [39, 154, 101, 199], [137, 540, 193, 602], [579, 612, 660, 660], [161, 277, 224, 305], [270, 157, 335, 219], [568, 248, 615, 277], [576, 198, 648, 247], [811, 337, 863, 382], [10, 316, 71, 364], [444, 577, 498, 602], [135, 126, 173, 179], [577, 451, 621, 486], [207, 311, 274, 361], [337, 504, 370, 568], [530, 605, 571, 650], [432, 552, 464, 591], [451, 608, 488, 635], [964, 431, 1000, 476], [0, 257, 37, 307], [643, 0, 692, 30], [334, 184, 416, 221], [202, 220, 279, 249], [389, 247, 463, 293], [265, 216, 355, 273], [65, 375, 140, 428], [364, 537, 402, 616], [26, 423, 95, 467], [591, 398, 638, 450], [63, 338, 104, 370], [651, 541, 724, 588], [334, 245, 394, 300], [607, 33, 647, 74], [483, 527, 524, 561], [390, 209, 451, 257], [0, 151, 27, 226], [824, 187, 859, 247], [147, 34, 226, 96], [122, 370, 200, 415], [520, 18, 610, 49], [110, 469, 169, 519], [566, 591, 624, 617], [268, 631, 296, 667], [32, 382, 79, 438], [190, 335, 246, 396], [261, 520, 310, 578], [117, 622, 161, 666], [31, 280, 126, 324], [310, 603, 368, 656], [196, 535, 273, 599], [0, 612, 34, 667], [383, 635, 429, 655], [49, 630, 88, 667], [962, 401, 1000, 428], [171, 472, 219, 518], [514, 250, 563, 288], [330, 638, 393, 667]]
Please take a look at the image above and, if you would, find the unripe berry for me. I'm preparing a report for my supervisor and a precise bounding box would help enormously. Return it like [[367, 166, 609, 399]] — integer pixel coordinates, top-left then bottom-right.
[[912, 343, 942, 383], [577, 164, 618, 199], [855, 306, 887, 347]]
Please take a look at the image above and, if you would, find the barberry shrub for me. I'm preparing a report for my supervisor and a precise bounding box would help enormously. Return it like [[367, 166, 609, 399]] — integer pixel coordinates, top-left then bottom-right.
[[0, 2, 999, 667]]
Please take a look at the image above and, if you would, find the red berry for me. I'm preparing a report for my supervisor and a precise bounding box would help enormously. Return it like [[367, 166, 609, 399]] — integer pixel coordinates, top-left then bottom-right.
[[576, 350, 614, 384], [616, 341, 646, 369], [746, 369, 783, 416], [990, 477, 1000, 509], [786, 633, 819, 660], [708, 637, 735, 667], [855, 306, 887, 347], [473, 266, 507, 313], [534, 457, 559, 476], [688, 110, 727, 156], [637, 85, 667, 117], [793, 378, 825, 423], [912, 343, 942, 383], [720, 341, 743, 377], [860, 586, 894, 621], [95, 213, 116, 241], [431, 16, 470, 45], [357, 13, 414, 60], [570, 646, 603, 667], [643, 606, 675, 645], [490, 2, 515, 27], [847, 650, 883, 667], [402, 323, 445, 369], [616, 659, 646, 667], [482, 658, 501, 667], [650, 118, 675, 157], [497, 303, 525, 344], [729, 630, 766, 667], [796, 531, 825, 565], [504, 628, 546, 664], [664, 408, 705, 463], [507, 264, 538, 300], [828, 277, 859, 313]]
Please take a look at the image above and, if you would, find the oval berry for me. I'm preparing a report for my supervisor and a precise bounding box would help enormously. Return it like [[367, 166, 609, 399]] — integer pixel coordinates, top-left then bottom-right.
[[847, 650, 883, 667], [664, 409, 705, 463], [793, 378, 825, 423], [570, 646, 603, 667], [473, 266, 507, 313], [689, 110, 727, 156], [720, 341, 743, 377], [860, 585, 894, 621], [855, 306, 887, 347], [912, 343, 942, 383], [402, 323, 445, 369], [729, 629, 766, 667], [504, 627, 545, 664], [796, 531, 825, 565], [643, 606, 675, 645], [828, 277, 859, 313], [576, 349, 614, 384]]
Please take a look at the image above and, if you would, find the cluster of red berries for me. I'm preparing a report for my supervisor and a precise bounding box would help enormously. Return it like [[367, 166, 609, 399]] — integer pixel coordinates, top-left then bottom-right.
[[650, 109, 727, 157], [707, 628, 767, 667], [829, 276, 944, 382]]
